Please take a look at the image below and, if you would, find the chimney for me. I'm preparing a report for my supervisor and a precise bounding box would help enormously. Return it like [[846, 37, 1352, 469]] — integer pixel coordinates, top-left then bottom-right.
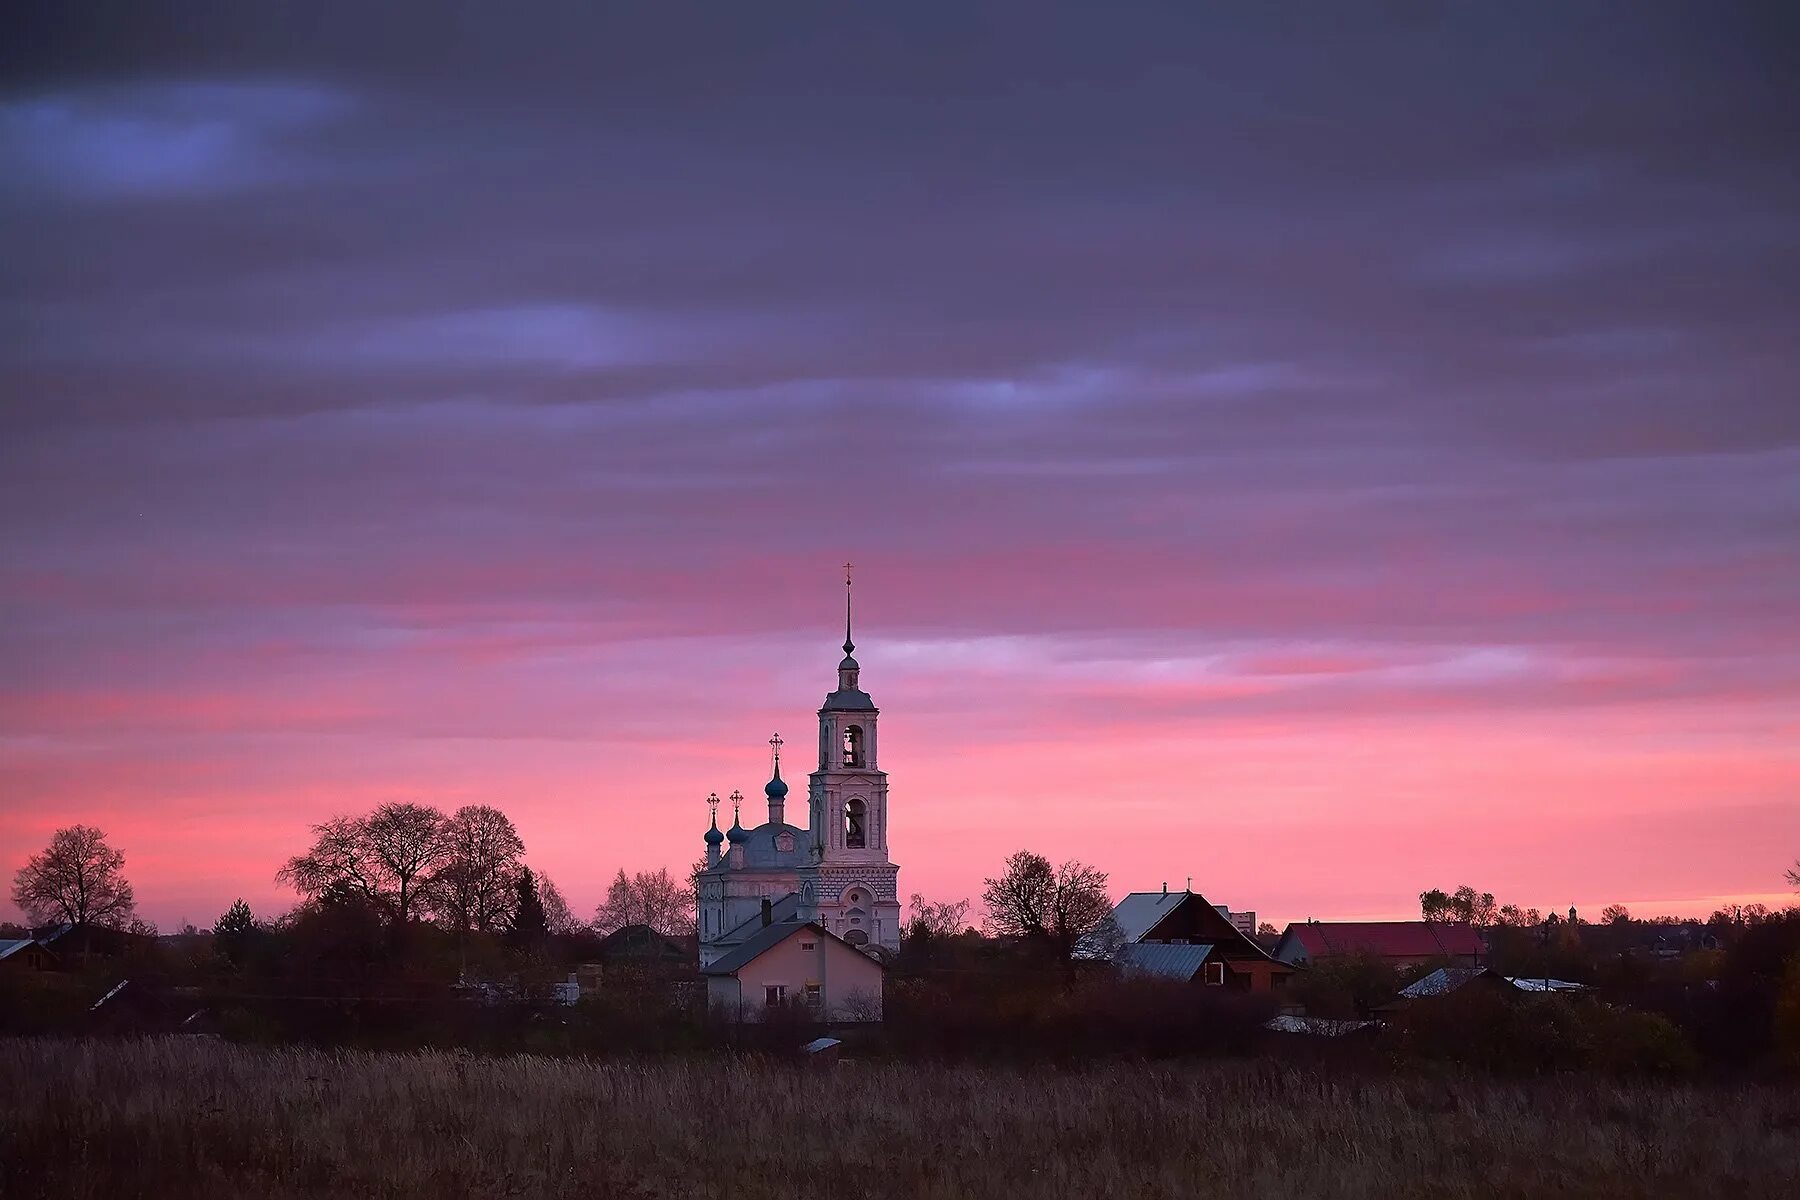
[[761, 898, 772, 927], [1161, 881, 1167, 897]]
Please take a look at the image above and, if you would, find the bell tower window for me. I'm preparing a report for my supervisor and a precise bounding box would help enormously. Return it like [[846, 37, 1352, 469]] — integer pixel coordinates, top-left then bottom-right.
[[843, 724, 865, 767], [845, 797, 867, 849]]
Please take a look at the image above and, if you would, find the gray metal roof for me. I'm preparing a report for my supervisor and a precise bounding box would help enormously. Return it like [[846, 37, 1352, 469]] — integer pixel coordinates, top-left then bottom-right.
[[1265, 1014, 1381, 1037], [713, 891, 805, 945], [1399, 966, 1487, 998], [1503, 976, 1588, 992], [1116, 942, 1214, 980], [1109, 892, 1187, 942], [0, 939, 35, 961]]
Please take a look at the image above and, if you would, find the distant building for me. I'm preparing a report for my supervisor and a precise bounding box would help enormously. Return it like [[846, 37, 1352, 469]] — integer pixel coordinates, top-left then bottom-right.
[[1273, 921, 1485, 970], [700, 918, 884, 1022], [696, 579, 901, 966], [1095, 887, 1293, 993], [1213, 906, 1257, 936]]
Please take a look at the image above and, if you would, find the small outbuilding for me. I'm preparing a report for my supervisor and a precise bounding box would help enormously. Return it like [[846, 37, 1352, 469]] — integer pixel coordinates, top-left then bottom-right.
[[701, 919, 883, 1022]]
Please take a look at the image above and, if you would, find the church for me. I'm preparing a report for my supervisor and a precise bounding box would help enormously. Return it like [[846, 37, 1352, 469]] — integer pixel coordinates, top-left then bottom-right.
[[696, 579, 901, 968]]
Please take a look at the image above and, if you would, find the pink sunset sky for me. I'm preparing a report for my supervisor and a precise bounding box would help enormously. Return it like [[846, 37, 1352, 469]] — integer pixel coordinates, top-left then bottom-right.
[[3, 4, 1798, 931]]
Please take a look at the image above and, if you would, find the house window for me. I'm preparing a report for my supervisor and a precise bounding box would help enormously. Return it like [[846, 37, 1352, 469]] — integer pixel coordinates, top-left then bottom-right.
[[1204, 961, 1225, 987], [764, 985, 787, 1006], [800, 941, 816, 952], [845, 798, 866, 848], [805, 983, 822, 1006]]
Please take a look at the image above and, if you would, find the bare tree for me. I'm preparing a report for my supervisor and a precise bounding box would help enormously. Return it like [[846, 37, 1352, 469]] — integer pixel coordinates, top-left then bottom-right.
[[593, 868, 695, 938], [278, 803, 451, 925], [11, 825, 137, 931], [1788, 860, 1799, 891], [905, 893, 971, 939], [430, 805, 525, 934], [1600, 904, 1631, 925], [981, 850, 1114, 961], [537, 873, 581, 936]]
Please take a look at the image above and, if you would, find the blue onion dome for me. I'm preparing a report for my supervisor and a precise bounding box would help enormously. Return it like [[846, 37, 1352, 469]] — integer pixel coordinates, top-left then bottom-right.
[[704, 821, 724, 847], [765, 763, 789, 801], [726, 815, 748, 844]]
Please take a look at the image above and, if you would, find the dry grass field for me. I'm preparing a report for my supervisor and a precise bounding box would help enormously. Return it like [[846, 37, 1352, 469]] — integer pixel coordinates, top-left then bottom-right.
[[2, 1037, 1796, 1199]]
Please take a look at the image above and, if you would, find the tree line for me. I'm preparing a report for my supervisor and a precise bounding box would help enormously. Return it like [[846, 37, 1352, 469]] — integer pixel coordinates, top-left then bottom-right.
[[8, 811, 697, 949]]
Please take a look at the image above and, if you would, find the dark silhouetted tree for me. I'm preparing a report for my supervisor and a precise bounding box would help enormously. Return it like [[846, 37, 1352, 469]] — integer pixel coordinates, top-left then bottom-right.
[[1420, 889, 1453, 922], [982, 850, 1115, 961], [507, 867, 549, 951], [11, 825, 136, 932], [278, 802, 451, 925], [213, 898, 257, 966], [430, 804, 525, 934], [1601, 904, 1631, 925]]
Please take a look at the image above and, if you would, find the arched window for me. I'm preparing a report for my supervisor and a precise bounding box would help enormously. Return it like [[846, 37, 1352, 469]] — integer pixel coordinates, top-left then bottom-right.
[[843, 724, 864, 767], [845, 797, 866, 849]]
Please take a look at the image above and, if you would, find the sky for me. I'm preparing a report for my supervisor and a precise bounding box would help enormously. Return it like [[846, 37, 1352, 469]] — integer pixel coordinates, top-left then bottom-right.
[[3, 2, 1798, 932]]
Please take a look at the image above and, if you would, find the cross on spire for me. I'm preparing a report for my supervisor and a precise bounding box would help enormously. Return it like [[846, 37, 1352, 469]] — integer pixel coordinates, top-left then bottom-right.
[[769, 732, 783, 771]]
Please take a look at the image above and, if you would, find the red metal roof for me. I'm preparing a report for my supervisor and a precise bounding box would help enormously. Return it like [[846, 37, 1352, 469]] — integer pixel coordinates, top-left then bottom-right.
[[1283, 921, 1484, 959]]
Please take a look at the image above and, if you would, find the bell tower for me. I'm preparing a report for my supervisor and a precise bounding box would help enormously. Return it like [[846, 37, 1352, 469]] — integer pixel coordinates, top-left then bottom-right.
[[800, 564, 901, 952]]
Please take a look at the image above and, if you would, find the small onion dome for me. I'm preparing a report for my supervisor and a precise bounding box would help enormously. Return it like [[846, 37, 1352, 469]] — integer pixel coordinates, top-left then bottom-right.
[[765, 765, 789, 801], [704, 821, 724, 847], [726, 815, 748, 844]]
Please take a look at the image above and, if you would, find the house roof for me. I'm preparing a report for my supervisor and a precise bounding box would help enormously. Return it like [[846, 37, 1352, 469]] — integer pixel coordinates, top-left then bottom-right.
[[1110, 892, 1188, 942], [701, 920, 883, 977], [1399, 966, 1488, 998], [713, 892, 805, 946], [0, 939, 38, 961], [1265, 1014, 1381, 1037], [1282, 921, 1484, 960], [1504, 976, 1588, 993], [1116, 942, 1214, 981]]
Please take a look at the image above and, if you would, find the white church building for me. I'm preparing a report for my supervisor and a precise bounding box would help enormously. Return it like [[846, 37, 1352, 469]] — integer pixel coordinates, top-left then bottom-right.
[[696, 581, 902, 968]]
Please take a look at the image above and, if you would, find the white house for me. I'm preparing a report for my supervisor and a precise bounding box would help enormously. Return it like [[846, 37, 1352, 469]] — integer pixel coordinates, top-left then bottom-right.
[[700, 919, 884, 1022]]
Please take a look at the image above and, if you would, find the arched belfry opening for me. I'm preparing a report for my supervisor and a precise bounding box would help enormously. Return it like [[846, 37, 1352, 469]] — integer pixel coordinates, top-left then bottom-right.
[[845, 796, 867, 849], [843, 723, 865, 767]]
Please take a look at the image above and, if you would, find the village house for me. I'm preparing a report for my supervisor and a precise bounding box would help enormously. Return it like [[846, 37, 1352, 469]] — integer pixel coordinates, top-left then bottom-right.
[[0, 938, 57, 972], [1097, 886, 1293, 992], [1273, 920, 1485, 970], [700, 917, 884, 1022]]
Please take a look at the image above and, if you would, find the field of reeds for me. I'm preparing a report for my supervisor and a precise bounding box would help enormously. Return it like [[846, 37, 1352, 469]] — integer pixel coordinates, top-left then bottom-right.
[[2, 1036, 1796, 1199]]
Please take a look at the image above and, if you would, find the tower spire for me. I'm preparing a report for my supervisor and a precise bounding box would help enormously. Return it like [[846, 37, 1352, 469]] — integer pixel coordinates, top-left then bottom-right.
[[842, 560, 855, 656]]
